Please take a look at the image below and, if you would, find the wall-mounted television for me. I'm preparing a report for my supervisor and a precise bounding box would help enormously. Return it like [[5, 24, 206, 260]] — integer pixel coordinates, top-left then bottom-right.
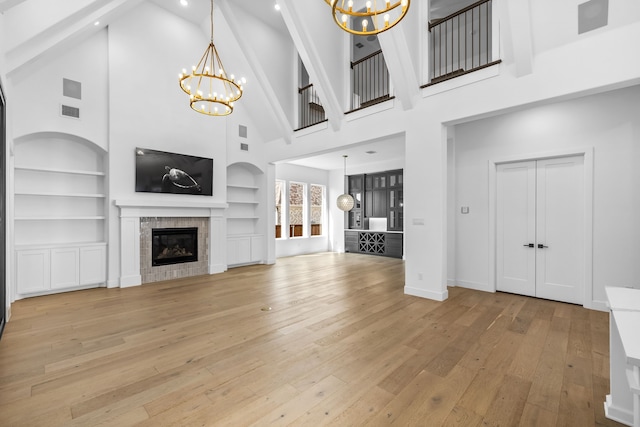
[[135, 147, 213, 196]]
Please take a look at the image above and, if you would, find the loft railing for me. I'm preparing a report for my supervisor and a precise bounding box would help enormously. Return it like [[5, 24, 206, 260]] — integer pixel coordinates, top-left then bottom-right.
[[425, 0, 500, 86], [296, 84, 327, 131], [349, 50, 392, 112]]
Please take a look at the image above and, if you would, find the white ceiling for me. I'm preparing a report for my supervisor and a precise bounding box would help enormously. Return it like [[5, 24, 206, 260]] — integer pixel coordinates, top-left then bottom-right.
[[148, 0, 287, 34], [285, 134, 405, 171]]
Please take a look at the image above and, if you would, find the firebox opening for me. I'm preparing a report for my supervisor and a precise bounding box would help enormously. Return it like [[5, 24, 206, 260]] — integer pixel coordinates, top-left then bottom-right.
[[152, 227, 198, 266]]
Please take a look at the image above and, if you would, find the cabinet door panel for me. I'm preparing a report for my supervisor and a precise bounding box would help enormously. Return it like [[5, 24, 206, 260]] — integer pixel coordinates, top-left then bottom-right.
[[80, 246, 106, 285], [51, 248, 80, 289], [16, 249, 50, 294]]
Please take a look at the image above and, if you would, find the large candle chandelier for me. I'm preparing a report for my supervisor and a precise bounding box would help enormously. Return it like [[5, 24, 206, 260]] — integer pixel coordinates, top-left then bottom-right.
[[179, 0, 245, 116], [325, 0, 410, 36]]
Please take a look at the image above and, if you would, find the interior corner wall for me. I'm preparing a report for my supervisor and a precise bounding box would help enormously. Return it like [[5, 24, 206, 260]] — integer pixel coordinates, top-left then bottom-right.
[[451, 85, 640, 307], [236, 11, 295, 126], [107, 2, 228, 285]]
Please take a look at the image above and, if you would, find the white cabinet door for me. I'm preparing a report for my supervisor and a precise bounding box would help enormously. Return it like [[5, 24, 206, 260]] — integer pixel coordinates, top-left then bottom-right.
[[227, 237, 251, 266], [250, 235, 264, 262], [51, 247, 80, 289], [16, 249, 51, 294], [80, 245, 107, 285]]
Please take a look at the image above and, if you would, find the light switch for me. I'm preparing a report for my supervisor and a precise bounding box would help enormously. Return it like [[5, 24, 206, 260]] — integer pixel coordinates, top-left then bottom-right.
[[461, 206, 470, 214]]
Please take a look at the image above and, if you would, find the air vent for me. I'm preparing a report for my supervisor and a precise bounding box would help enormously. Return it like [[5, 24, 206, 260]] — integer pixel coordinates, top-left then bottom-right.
[[63, 78, 82, 100], [61, 105, 80, 119], [240, 143, 249, 151], [239, 125, 247, 138]]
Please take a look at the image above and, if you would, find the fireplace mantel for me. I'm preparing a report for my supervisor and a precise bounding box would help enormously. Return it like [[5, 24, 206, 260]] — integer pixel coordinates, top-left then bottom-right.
[[115, 199, 228, 218], [115, 199, 228, 288]]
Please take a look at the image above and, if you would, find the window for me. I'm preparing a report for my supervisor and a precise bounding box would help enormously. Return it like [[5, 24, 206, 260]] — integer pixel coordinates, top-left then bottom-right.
[[289, 182, 306, 237], [275, 180, 284, 238], [310, 184, 324, 236]]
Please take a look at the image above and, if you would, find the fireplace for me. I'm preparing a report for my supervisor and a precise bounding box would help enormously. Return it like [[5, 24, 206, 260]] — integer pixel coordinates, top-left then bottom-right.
[[152, 227, 198, 266]]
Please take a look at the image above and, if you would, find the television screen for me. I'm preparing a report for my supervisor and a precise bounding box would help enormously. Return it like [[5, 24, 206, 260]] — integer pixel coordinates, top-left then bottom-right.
[[135, 147, 213, 196]]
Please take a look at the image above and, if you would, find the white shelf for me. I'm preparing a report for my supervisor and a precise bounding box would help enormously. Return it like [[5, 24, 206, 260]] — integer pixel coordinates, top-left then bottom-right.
[[15, 166, 105, 176], [227, 184, 259, 190], [228, 200, 260, 205], [15, 216, 106, 221], [15, 191, 107, 198]]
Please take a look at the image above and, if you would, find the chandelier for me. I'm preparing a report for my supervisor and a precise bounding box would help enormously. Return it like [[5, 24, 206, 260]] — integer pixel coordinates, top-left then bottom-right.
[[179, 0, 245, 116], [325, 0, 410, 36], [336, 155, 355, 211]]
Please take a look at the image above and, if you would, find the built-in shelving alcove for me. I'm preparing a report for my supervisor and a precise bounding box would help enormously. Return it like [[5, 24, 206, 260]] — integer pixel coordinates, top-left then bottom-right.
[[226, 162, 265, 267], [13, 133, 107, 298]]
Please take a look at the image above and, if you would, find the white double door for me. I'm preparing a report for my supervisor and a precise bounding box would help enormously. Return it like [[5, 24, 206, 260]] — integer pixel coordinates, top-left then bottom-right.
[[496, 156, 584, 304]]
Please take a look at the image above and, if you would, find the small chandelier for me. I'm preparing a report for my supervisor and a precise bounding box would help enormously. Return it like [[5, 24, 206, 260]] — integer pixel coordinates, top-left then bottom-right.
[[336, 155, 355, 211], [179, 0, 245, 116], [325, 0, 410, 36]]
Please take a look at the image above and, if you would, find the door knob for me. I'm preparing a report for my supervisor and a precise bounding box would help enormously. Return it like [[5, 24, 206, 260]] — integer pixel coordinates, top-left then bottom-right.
[[538, 244, 548, 249], [523, 243, 534, 248]]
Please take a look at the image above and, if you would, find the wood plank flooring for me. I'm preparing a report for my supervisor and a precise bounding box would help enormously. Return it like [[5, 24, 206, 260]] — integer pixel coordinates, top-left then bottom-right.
[[0, 253, 624, 426]]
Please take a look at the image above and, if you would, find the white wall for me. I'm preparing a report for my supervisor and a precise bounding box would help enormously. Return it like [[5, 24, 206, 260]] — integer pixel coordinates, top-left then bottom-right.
[[451, 85, 640, 308], [10, 29, 109, 148], [107, 2, 229, 286], [275, 163, 330, 258]]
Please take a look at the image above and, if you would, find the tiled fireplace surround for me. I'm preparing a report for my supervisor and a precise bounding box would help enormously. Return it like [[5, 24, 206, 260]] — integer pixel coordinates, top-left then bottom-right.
[[115, 200, 228, 287]]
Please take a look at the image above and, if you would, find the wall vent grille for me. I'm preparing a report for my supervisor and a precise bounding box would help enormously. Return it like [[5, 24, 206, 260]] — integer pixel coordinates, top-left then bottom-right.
[[240, 143, 249, 151], [61, 105, 80, 119]]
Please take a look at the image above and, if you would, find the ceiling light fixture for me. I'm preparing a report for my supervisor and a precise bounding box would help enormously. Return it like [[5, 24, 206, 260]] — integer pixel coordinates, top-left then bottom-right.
[[336, 155, 355, 211], [180, 0, 188, 6], [274, 3, 281, 11], [325, 0, 410, 36], [178, 0, 245, 116]]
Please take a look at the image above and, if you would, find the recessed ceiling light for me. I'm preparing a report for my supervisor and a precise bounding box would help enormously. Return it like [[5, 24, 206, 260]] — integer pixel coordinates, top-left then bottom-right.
[[180, 0, 188, 6], [274, 3, 281, 11], [366, 150, 377, 154], [94, 21, 100, 26]]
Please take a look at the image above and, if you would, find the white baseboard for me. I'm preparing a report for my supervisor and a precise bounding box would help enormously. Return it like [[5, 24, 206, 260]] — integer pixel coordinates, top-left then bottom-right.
[[456, 280, 493, 293], [404, 286, 448, 301], [209, 263, 226, 275], [604, 394, 634, 426], [120, 275, 142, 288], [447, 279, 457, 287], [586, 299, 609, 312]]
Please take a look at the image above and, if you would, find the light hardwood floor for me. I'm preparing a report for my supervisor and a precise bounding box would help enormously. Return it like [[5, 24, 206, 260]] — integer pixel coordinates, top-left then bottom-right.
[[0, 253, 624, 426]]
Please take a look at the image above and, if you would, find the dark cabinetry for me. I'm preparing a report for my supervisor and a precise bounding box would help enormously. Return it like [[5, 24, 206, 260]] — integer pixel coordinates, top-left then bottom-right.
[[347, 174, 364, 229], [344, 230, 403, 259], [347, 169, 403, 231]]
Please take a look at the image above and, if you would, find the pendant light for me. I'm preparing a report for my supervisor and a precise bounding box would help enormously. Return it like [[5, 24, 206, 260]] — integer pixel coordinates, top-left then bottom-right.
[[336, 155, 355, 211]]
